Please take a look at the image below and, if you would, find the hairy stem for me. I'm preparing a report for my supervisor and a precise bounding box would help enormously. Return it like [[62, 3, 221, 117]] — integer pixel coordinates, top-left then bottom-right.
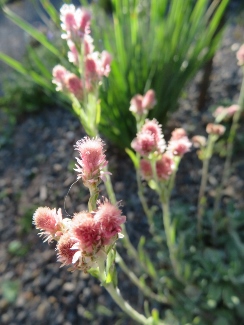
[[105, 283, 152, 325], [116, 252, 170, 304]]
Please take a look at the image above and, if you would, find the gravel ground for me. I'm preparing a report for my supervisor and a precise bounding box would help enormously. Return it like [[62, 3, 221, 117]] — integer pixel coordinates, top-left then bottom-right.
[[0, 15, 244, 325]]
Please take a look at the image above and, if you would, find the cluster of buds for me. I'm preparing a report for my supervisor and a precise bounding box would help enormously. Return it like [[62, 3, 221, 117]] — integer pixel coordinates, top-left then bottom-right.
[[52, 4, 112, 101], [129, 90, 157, 115], [130, 91, 191, 182], [213, 104, 240, 122], [33, 200, 125, 272], [206, 123, 226, 136], [33, 136, 126, 272]]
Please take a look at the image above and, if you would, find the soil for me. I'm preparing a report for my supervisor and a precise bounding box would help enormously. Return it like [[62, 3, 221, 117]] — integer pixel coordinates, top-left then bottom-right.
[[1, 8, 244, 325]]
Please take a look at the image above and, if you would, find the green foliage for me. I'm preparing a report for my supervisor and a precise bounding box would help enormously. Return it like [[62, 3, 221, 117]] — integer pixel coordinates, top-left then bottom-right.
[[1, 280, 20, 303], [92, 0, 229, 148], [0, 0, 228, 149]]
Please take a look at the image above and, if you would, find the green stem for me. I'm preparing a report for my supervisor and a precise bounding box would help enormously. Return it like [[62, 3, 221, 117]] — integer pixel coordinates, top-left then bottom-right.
[[105, 283, 152, 325], [104, 169, 154, 277], [197, 135, 215, 238], [116, 252, 170, 304], [161, 201, 182, 282], [136, 166, 155, 234]]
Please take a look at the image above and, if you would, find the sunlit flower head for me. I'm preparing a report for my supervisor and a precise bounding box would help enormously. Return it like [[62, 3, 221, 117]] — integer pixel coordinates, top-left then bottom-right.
[[60, 5, 91, 40], [33, 207, 63, 242], [74, 137, 108, 185], [71, 212, 101, 252], [94, 199, 126, 244]]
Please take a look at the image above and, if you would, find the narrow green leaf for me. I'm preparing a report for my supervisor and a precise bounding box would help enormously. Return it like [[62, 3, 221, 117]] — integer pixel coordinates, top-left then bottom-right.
[[3, 7, 60, 57], [125, 148, 139, 169]]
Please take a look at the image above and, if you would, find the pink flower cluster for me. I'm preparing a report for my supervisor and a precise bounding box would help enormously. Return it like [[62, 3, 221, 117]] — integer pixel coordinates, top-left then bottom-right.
[[130, 90, 191, 182], [52, 5, 112, 100], [132, 123, 191, 181], [33, 200, 126, 272], [213, 104, 239, 121], [74, 137, 110, 187], [129, 90, 157, 115]]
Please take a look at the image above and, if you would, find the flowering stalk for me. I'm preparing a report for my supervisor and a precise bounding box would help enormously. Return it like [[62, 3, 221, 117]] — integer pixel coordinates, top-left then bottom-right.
[[213, 66, 244, 217]]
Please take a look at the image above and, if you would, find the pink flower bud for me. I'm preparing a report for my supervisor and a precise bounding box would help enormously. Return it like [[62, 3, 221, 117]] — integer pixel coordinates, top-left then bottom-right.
[[170, 128, 187, 140], [206, 123, 226, 136], [227, 104, 239, 117], [67, 40, 79, 65], [168, 137, 192, 157], [65, 73, 83, 100], [129, 95, 144, 114], [213, 106, 225, 118], [237, 44, 244, 66], [57, 233, 79, 266], [75, 8, 91, 34], [141, 119, 166, 153], [156, 154, 175, 180], [192, 135, 207, 148], [94, 200, 126, 244], [140, 159, 153, 179], [100, 51, 112, 77], [142, 90, 156, 110], [52, 65, 68, 91]]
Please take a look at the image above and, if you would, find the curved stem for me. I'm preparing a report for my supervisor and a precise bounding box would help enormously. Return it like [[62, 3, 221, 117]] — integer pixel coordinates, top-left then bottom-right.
[[161, 201, 182, 282], [214, 69, 244, 215], [116, 252, 170, 304], [136, 167, 155, 234], [105, 283, 152, 325]]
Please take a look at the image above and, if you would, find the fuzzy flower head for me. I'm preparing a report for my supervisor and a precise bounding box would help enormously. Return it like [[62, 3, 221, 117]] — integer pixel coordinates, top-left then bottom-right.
[[33, 207, 63, 242], [156, 154, 175, 180], [168, 129, 191, 157], [60, 4, 91, 41], [206, 123, 226, 136], [74, 137, 109, 186], [71, 212, 101, 253], [94, 199, 126, 244], [237, 44, 244, 66], [131, 119, 166, 156]]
